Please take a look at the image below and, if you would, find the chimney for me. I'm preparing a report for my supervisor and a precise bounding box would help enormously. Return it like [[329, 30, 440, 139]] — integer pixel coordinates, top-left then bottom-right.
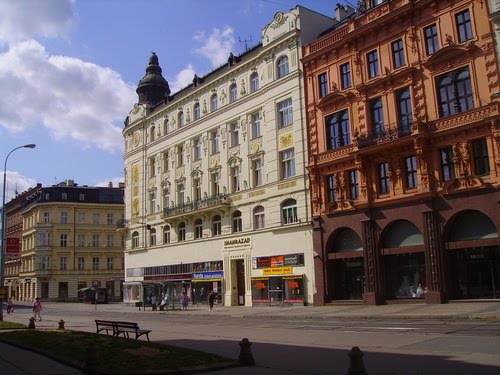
[[108, 181, 113, 188], [335, 3, 355, 22], [118, 182, 125, 188]]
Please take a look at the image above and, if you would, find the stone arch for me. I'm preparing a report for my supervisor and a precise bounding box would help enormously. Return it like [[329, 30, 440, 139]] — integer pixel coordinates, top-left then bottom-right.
[[381, 220, 424, 248], [444, 209, 497, 242]]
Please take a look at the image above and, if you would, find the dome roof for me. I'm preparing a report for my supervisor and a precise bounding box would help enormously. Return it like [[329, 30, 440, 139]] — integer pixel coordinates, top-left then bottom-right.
[[136, 52, 170, 106]]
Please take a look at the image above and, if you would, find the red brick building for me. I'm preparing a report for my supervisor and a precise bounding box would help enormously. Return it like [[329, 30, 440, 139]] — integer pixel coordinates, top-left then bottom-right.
[[302, 0, 500, 304]]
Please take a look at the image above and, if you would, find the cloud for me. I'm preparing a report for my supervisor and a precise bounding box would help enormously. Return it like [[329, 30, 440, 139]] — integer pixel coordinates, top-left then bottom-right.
[[0, 171, 37, 203], [95, 177, 124, 188], [0, 40, 136, 152], [0, 0, 77, 44], [169, 64, 196, 93], [194, 26, 236, 68]]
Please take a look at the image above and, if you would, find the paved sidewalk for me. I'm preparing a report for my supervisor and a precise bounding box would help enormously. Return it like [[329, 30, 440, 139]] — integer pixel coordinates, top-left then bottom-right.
[[1, 300, 499, 375]]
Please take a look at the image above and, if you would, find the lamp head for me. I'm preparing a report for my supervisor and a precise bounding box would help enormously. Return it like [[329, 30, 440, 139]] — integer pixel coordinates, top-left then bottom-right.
[[24, 144, 36, 149]]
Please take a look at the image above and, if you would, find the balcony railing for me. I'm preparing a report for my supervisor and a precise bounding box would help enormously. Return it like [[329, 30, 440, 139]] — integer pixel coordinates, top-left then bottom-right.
[[163, 194, 230, 218], [356, 122, 412, 148]]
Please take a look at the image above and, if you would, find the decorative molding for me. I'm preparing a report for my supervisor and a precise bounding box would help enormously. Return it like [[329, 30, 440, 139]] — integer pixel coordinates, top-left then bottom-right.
[[442, 176, 488, 194]]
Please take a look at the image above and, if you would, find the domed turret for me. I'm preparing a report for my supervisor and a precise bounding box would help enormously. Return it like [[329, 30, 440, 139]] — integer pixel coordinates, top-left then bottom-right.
[[136, 52, 170, 107]]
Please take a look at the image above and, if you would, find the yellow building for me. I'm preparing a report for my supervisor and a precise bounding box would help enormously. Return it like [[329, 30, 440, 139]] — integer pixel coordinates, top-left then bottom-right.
[[20, 180, 125, 302]]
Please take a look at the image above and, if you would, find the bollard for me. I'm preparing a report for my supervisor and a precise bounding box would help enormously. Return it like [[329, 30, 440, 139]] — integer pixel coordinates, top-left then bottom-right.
[[58, 319, 65, 329], [238, 338, 255, 366], [346, 346, 367, 375], [28, 317, 36, 329]]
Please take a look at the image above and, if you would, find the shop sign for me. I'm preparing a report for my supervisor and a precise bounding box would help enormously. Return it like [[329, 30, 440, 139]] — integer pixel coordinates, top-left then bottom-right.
[[263, 266, 292, 275], [224, 236, 251, 250], [254, 253, 304, 269], [144, 273, 192, 281], [192, 271, 223, 280], [6, 238, 20, 258]]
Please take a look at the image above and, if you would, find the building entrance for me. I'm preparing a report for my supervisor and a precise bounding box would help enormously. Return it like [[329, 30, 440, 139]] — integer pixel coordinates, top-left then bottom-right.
[[331, 258, 363, 300], [236, 259, 245, 305]]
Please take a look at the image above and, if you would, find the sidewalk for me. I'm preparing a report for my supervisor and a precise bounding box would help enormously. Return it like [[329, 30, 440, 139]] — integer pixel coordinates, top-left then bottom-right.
[[1, 300, 499, 375]]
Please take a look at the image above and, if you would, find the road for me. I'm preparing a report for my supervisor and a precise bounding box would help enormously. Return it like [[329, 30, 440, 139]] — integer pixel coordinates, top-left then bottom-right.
[[4, 302, 500, 374]]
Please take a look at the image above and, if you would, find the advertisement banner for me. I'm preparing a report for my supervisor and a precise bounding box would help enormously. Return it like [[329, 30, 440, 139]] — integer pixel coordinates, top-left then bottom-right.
[[263, 266, 293, 275], [6, 238, 20, 258]]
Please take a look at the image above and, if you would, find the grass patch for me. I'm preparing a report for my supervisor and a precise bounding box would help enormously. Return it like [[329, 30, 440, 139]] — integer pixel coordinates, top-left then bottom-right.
[[0, 329, 234, 372], [0, 320, 26, 329]]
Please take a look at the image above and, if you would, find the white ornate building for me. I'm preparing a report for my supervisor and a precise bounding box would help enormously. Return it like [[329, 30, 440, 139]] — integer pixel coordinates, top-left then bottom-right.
[[122, 6, 340, 307]]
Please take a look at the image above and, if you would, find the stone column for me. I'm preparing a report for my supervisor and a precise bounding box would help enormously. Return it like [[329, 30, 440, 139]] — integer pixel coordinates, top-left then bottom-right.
[[361, 219, 383, 305], [422, 210, 446, 304]]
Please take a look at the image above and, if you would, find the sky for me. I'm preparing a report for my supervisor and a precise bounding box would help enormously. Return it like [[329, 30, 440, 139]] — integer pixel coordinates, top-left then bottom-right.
[[0, 0, 341, 203]]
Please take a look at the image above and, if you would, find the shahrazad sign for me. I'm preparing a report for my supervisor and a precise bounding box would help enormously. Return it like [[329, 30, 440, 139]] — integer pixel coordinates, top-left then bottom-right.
[[6, 238, 20, 258]]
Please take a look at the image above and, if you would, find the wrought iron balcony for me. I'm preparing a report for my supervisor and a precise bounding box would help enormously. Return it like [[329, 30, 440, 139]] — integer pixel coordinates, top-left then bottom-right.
[[163, 194, 230, 219], [356, 122, 412, 149]]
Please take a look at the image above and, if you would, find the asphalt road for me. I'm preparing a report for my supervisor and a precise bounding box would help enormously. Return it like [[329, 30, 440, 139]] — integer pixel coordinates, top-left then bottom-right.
[[4, 302, 500, 374]]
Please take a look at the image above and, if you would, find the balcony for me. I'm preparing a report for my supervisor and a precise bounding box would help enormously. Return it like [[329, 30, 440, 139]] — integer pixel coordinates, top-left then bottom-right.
[[163, 194, 231, 221], [356, 123, 412, 149]]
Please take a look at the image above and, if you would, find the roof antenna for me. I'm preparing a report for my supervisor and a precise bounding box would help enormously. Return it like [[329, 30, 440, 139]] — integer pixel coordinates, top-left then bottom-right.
[[238, 36, 253, 52]]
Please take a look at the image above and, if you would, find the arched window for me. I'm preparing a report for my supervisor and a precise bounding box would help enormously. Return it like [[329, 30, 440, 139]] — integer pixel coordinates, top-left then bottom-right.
[[178, 222, 186, 242], [163, 225, 170, 244], [193, 102, 200, 120], [178, 111, 184, 128], [210, 94, 218, 112], [326, 110, 350, 150], [331, 228, 363, 252], [229, 83, 237, 102], [149, 228, 156, 246], [282, 199, 298, 225], [277, 56, 289, 78], [250, 72, 259, 92], [383, 220, 424, 248], [232, 211, 242, 233], [150, 126, 155, 142], [194, 218, 203, 239], [436, 67, 473, 118], [131, 231, 139, 249], [212, 215, 221, 236], [447, 210, 497, 241], [254, 206, 265, 230]]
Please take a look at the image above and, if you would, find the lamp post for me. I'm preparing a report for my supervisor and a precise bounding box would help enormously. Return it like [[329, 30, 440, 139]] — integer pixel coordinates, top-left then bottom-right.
[[0, 144, 36, 321]]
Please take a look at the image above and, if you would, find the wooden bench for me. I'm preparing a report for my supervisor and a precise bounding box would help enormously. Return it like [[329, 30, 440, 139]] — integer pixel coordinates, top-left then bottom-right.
[[113, 321, 152, 342], [95, 319, 115, 335]]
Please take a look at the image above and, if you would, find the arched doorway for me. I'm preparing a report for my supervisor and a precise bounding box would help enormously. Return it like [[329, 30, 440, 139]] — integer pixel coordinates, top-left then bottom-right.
[[446, 210, 499, 299], [382, 220, 425, 300], [327, 228, 364, 300]]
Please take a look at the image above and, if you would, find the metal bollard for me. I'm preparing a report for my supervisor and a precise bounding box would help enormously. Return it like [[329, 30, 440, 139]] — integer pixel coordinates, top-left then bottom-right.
[[28, 317, 36, 329], [238, 338, 255, 366], [346, 346, 367, 375], [58, 319, 65, 329]]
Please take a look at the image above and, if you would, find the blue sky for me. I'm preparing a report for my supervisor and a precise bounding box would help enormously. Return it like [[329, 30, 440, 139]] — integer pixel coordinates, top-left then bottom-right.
[[0, 0, 340, 202]]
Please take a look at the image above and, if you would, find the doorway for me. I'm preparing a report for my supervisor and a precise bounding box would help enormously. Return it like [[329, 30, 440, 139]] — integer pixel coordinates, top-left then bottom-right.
[[331, 258, 363, 300], [236, 259, 245, 305]]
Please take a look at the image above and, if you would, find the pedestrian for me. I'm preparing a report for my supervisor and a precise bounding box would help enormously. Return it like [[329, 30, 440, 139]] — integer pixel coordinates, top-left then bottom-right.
[[160, 293, 168, 311], [6, 298, 14, 314], [208, 290, 215, 311], [32, 297, 42, 321], [181, 292, 188, 310], [151, 295, 157, 311]]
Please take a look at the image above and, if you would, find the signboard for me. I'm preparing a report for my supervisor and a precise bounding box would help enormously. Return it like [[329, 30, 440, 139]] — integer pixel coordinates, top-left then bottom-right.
[[263, 266, 293, 275], [254, 253, 304, 269], [223, 236, 251, 250], [192, 271, 223, 280], [6, 238, 20, 258]]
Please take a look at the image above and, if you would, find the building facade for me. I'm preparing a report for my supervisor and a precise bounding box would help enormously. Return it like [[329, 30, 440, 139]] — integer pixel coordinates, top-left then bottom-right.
[[3, 184, 42, 300], [302, 0, 500, 304], [19, 180, 125, 302], [122, 7, 341, 307]]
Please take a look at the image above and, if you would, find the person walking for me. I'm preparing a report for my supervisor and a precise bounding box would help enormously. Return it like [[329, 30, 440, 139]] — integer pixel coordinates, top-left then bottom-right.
[[181, 292, 188, 310], [208, 290, 215, 311], [32, 297, 43, 321], [6, 298, 14, 314]]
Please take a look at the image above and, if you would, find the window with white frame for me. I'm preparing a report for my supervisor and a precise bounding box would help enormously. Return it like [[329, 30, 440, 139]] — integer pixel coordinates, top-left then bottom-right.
[[211, 130, 220, 154], [193, 177, 202, 201], [231, 165, 241, 193], [150, 228, 156, 246], [195, 219, 203, 239], [59, 256, 67, 270], [212, 215, 222, 236], [92, 213, 100, 225], [254, 206, 265, 230], [163, 118, 169, 134], [232, 211, 242, 233], [60, 234, 68, 247], [163, 225, 171, 244], [193, 102, 201, 120], [178, 111, 184, 128], [250, 72, 259, 92], [282, 199, 298, 224], [92, 234, 100, 247], [211, 94, 218, 112], [107, 213, 114, 225], [43, 212, 50, 223], [107, 257, 114, 270], [149, 156, 156, 177], [252, 158, 263, 187], [280, 149, 295, 179], [277, 55, 289, 78], [178, 222, 186, 241], [277, 98, 293, 128], [92, 257, 100, 270], [162, 188, 169, 210], [132, 231, 139, 248], [211, 172, 220, 195], [162, 151, 169, 172], [177, 183, 185, 204], [149, 191, 156, 214], [77, 257, 85, 270], [77, 234, 85, 247], [106, 234, 114, 247], [230, 122, 239, 147], [229, 83, 237, 102], [251, 112, 261, 139], [78, 212, 85, 224], [60, 211, 68, 224], [194, 138, 202, 161], [38, 256, 50, 270]]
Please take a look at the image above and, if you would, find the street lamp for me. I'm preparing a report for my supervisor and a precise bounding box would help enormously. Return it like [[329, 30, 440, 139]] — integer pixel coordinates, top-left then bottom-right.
[[0, 144, 36, 321]]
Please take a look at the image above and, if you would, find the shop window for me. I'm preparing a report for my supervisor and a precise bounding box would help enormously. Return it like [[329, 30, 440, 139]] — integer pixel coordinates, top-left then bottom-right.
[[251, 278, 269, 302], [283, 276, 304, 303], [385, 253, 426, 299]]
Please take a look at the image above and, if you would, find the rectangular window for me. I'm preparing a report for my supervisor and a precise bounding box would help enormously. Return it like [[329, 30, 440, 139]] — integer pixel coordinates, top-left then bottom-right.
[[253, 159, 263, 187], [79, 194, 85, 201], [424, 24, 439, 55], [440, 147, 455, 181], [78, 212, 85, 224], [211, 172, 220, 196], [280, 149, 295, 179], [195, 221, 203, 239], [231, 166, 241, 193], [149, 156, 156, 177], [59, 257, 67, 270], [43, 212, 50, 223], [107, 213, 114, 225], [107, 257, 114, 270], [163, 226, 171, 244], [38, 256, 50, 270], [391, 39, 405, 69], [326, 175, 336, 203], [456, 9, 473, 43], [340, 63, 351, 89], [62, 192, 67, 200], [162, 151, 169, 172], [77, 257, 85, 270], [92, 213, 99, 225], [405, 155, 418, 189], [370, 97, 385, 136], [436, 67, 473, 117], [92, 234, 99, 247], [60, 234, 67, 247], [211, 130, 220, 154], [92, 257, 99, 270], [77, 234, 85, 247], [326, 109, 350, 149], [396, 87, 412, 133], [176, 145, 184, 167], [379, 162, 391, 194], [277, 98, 293, 128], [177, 183, 185, 204], [367, 50, 379, 78], [107, 234, 114, 247], [193, 178, 202, 201], [60, 212, 68, 224], [318, 73, 328, 98], [230, 122, 239, 147], [178, 226, 186, 242], [349, 170, 359, 200], [194, 138, 202, 161], [149, 192, 156, 214], [472, 138, 490, 175], [251, 113, 261, 139]]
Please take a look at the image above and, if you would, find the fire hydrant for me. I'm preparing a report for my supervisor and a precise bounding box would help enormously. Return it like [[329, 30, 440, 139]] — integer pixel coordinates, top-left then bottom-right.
[[58, 319, 65, 329], [28, 317, 36, 329]]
